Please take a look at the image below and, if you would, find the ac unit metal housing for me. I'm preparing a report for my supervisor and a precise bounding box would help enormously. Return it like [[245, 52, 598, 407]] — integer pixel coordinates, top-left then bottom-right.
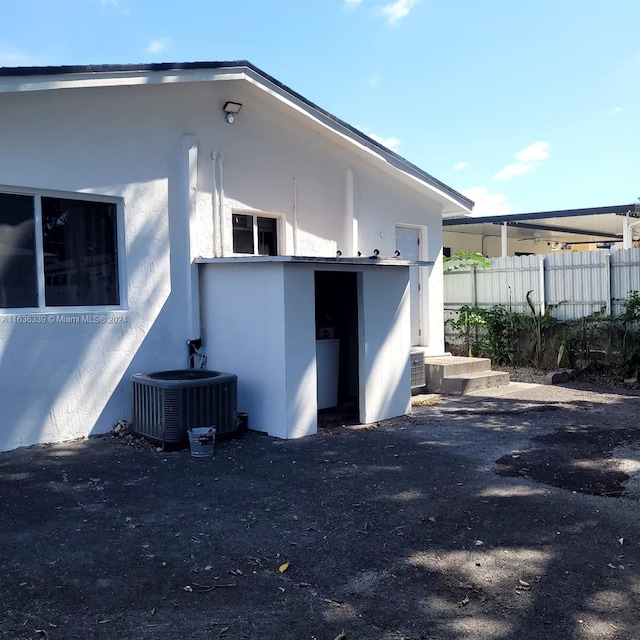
[[131, 370, 238, 450], [410, 350, 426, 391]]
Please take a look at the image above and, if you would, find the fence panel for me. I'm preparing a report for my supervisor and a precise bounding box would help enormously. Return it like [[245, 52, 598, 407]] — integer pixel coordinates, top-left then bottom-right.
[[611, 248, 640, 316], [544, 251, 608, 320], [444, 248, 640, 322], [477, 255, 540, 313]]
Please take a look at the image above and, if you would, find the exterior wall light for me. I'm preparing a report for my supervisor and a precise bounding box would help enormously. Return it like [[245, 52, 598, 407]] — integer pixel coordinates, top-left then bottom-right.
[[223, 101, 242, 124]]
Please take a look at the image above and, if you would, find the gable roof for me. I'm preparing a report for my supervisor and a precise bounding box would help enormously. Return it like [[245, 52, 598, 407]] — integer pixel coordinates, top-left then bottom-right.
[[0, 60, 473, 215]]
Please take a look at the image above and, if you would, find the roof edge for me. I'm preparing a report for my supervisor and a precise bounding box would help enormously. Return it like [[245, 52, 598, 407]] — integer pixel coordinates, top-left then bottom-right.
[[0, 60, 474, 213]]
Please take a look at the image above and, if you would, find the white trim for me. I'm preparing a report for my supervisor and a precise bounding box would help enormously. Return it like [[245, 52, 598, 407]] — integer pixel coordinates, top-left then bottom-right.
[[229, 208, 284, 257], [33, 194, 45, 307], [116, 199, 128, 310], [0, 184, 121, 204]]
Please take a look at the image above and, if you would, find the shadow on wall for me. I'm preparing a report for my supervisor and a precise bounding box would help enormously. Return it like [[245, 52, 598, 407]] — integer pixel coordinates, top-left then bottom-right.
[[94, 140, 201, 440], [0, 176, 184, 451]]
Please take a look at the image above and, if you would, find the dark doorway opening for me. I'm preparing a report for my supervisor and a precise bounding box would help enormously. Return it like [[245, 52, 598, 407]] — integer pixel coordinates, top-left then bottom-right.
[[314, 271, 359, 427]]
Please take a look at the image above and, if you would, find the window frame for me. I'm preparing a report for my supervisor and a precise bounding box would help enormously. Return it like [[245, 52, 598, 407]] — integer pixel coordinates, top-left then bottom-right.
[[0, 185, 127, 314], [230, 208, 282, 257]]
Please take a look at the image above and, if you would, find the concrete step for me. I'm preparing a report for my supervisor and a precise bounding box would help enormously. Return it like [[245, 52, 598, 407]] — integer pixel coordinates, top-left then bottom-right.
[[439, 370, 511, 395], [424, 356, 493, 391]]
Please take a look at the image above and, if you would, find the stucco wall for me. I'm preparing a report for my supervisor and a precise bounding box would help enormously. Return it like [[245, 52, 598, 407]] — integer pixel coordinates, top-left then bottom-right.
[[199, 262, 289, 436], [200, 260, 410, 439], [0, 78, 448, 451], [0, 86, 195, 451]]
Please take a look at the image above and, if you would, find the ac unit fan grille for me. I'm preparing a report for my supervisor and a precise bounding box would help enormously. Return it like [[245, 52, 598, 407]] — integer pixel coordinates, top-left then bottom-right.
[[410, 351, 426, 389]]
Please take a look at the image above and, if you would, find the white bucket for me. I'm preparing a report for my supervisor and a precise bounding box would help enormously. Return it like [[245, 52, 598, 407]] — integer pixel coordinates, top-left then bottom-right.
[[187, 427, 216, 458]]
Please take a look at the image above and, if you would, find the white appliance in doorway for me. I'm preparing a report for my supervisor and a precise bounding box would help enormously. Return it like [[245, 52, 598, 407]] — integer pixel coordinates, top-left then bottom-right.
[[316, 338, 340, 409]]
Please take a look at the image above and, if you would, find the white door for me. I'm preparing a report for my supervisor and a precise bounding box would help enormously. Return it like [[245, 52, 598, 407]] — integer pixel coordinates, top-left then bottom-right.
[[396, 227, 421, 346]]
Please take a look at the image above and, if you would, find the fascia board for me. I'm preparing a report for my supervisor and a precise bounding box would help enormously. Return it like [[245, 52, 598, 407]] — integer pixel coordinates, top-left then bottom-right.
[[0, 66, 245, 93], [242, 69, 472, 214]]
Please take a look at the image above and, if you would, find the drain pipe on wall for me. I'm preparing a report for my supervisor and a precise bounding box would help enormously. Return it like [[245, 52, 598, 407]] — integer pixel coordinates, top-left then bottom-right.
[[212, 152, 225, 257], [182, 135, 205, 369], [293, 174, 298, 256]]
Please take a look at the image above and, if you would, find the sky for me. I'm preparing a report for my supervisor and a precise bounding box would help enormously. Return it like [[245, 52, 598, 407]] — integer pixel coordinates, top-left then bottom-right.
[[1, 0, 638, 216]]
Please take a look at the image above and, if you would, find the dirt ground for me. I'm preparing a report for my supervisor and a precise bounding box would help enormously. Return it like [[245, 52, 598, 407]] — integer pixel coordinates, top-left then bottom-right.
[[2, 380, 640, 640]]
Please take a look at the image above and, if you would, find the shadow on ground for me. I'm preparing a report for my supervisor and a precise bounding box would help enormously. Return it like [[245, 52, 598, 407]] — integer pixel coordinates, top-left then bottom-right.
[[1, 381, 640, 639]]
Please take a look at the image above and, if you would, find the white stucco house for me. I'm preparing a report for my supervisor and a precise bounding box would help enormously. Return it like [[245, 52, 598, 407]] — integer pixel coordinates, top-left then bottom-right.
[[0, 61, 473, 452]]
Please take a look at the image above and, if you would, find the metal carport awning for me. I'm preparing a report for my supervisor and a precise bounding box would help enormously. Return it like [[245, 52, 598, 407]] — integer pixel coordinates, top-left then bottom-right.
[[443, 203, 640, 255]]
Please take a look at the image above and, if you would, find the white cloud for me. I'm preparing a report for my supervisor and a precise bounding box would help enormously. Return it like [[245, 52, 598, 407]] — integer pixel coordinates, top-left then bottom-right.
[[463, 187, 512, 217], [493, 140, 550, 180], [453, 161, 469, 171], [609, 106, 624, 116], [367, 74, 381, 88], [369, 133, 401, 151], [344, 0, 364, 8], [147, 39, 172, 54], [515, 141, 550, 163], [377, 0, 421, 25], [493, 162, 534, 180]]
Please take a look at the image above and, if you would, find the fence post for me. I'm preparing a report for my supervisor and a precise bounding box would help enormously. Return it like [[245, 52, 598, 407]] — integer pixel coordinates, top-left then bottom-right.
[[604, 251, 612, 315], [471, 267, 477, 307], [538, 254, 546, 315]]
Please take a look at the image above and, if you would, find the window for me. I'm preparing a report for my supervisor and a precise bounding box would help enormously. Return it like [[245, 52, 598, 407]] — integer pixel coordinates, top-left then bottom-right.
[[232, 213, 278, 256], [0, 191, 120, 309]]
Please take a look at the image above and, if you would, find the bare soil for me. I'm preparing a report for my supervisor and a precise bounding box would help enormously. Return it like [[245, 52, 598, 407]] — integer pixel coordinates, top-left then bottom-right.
[[2, 380, 640, 639]]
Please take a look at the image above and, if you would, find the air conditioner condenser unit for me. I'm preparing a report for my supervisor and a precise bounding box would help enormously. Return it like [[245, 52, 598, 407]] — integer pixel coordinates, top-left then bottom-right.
[[131, 370, 238, 450]]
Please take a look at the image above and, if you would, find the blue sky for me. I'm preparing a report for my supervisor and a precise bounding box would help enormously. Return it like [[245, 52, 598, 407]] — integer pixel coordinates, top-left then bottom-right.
[[1, 0, 638, 215]]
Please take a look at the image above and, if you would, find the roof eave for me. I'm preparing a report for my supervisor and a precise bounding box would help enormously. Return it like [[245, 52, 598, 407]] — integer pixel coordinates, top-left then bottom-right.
[[0, 60, 473, 214]]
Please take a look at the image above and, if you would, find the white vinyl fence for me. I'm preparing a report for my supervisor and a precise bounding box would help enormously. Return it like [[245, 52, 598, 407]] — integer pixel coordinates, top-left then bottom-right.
[[444, 248, 640, 323]]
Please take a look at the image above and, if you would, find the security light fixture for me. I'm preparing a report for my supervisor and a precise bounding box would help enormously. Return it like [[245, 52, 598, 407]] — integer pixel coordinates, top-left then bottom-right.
[[223, 101, 242, 124]]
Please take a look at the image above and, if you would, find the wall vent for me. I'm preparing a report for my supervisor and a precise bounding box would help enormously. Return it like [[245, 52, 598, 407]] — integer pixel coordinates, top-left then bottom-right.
[[410, 350, 426, 390], [131, 370, 238, 450]]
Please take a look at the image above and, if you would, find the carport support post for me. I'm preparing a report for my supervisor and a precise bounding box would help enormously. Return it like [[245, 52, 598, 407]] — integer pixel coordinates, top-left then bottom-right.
[[623, 213, 632, 249], [501, 222, 508, 257], [538, 254, 546, 316], [604, 252, 612, 316]]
